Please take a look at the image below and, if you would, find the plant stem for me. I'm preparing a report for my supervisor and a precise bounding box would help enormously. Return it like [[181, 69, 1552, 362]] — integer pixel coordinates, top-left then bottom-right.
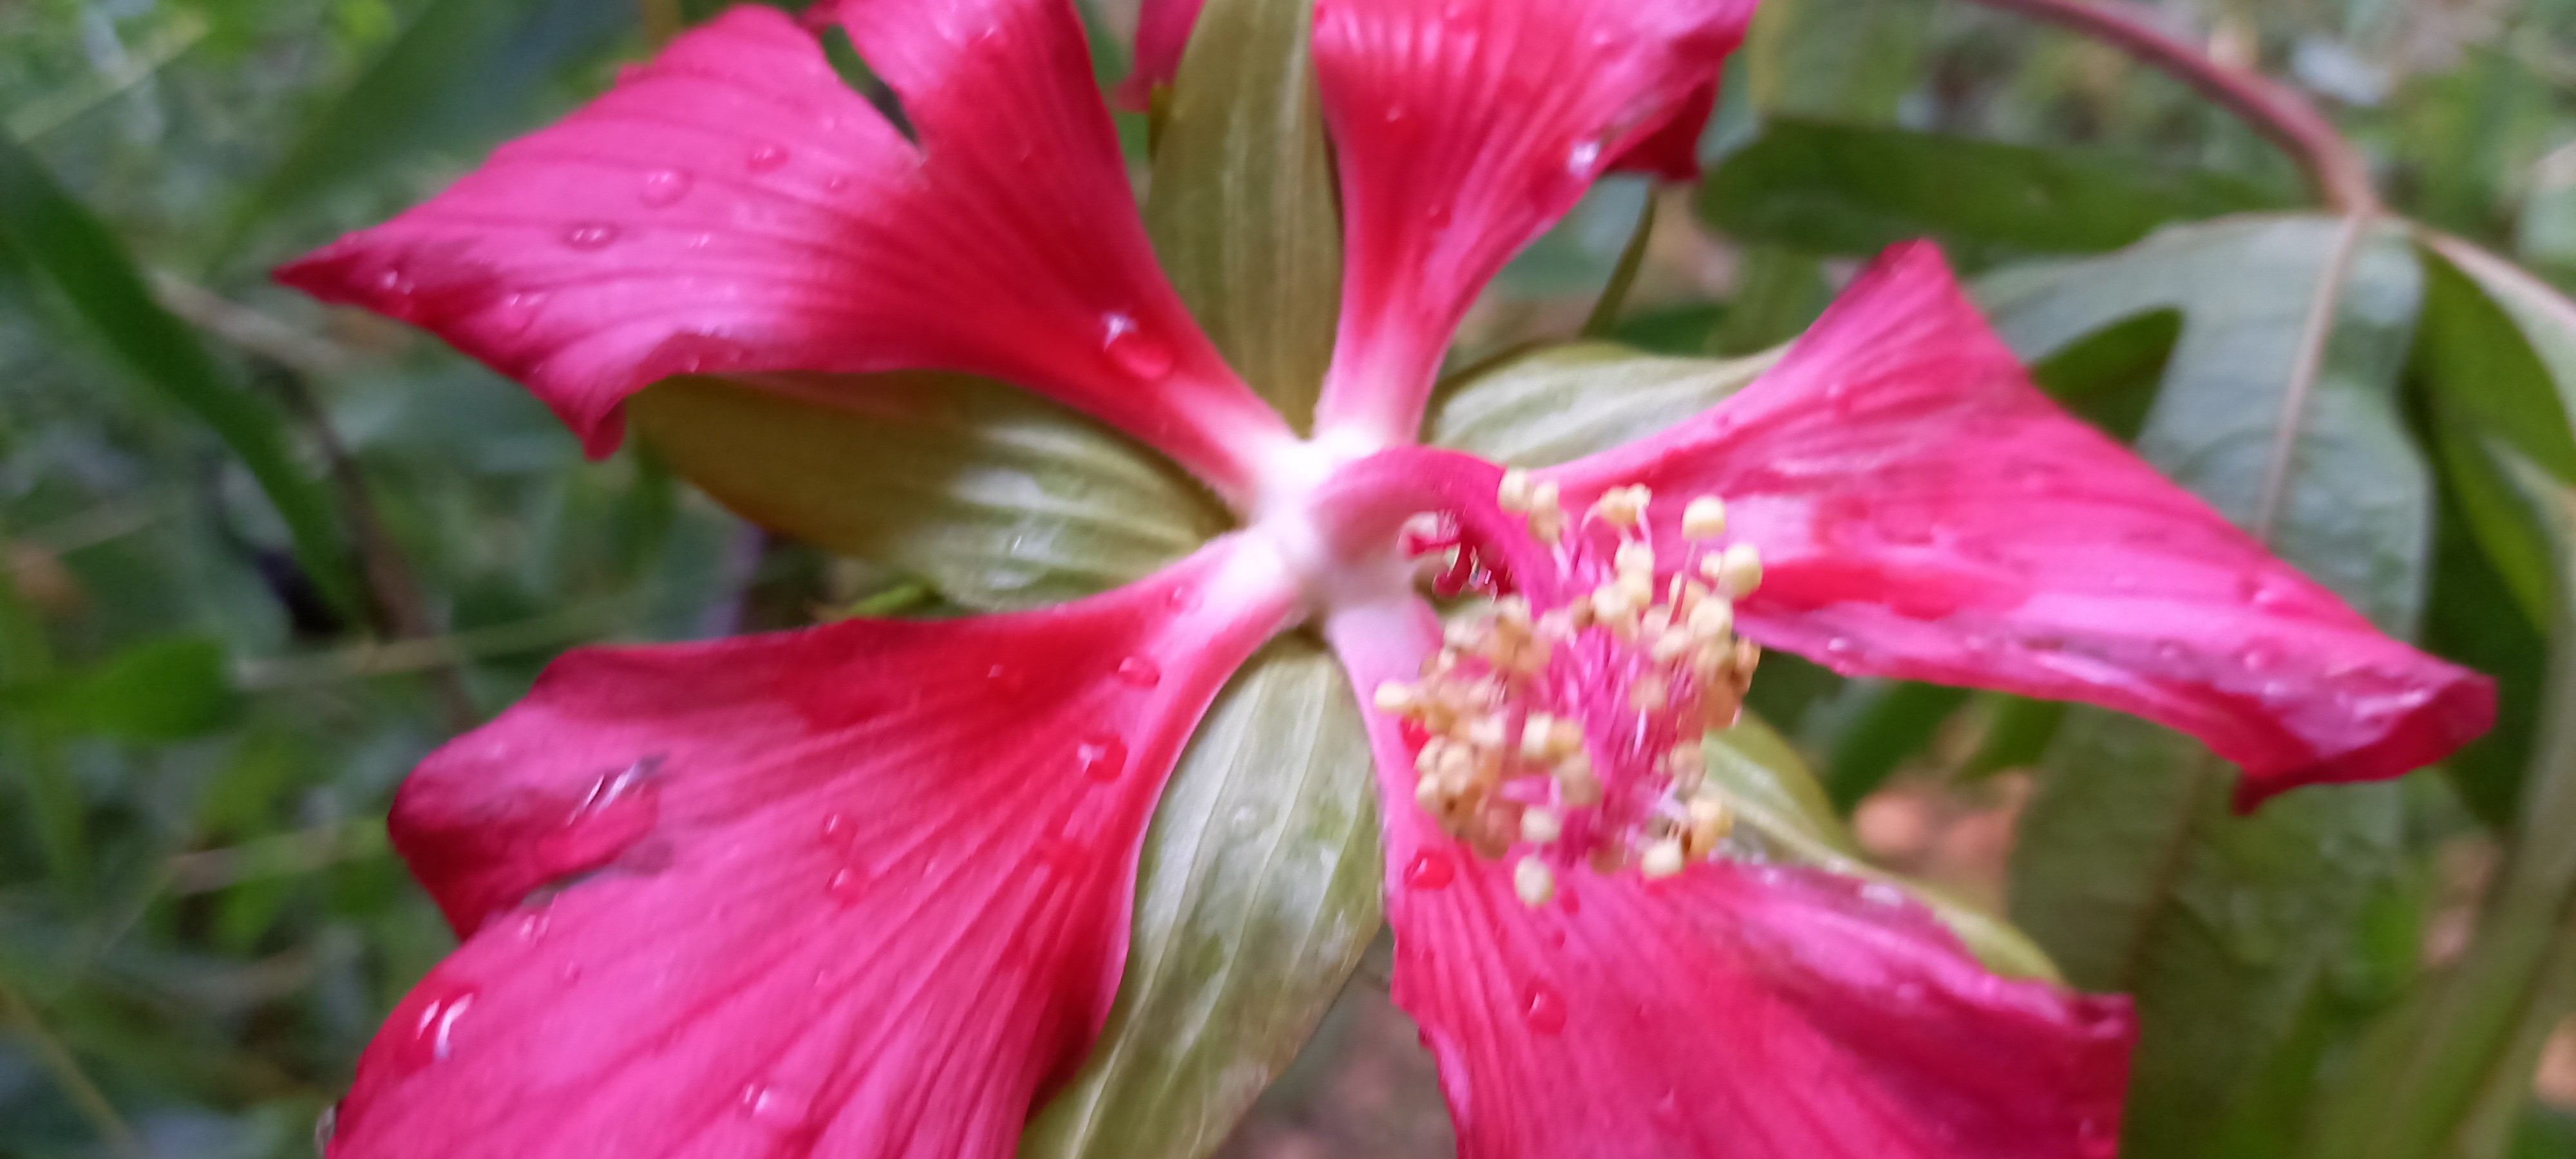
[[1582, 191, 1660, 339], [0, 977, 137, 1157], [1952, 0, 2382, 216]]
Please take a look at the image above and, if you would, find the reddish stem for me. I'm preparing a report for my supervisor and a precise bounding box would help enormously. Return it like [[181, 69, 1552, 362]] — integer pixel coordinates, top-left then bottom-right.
[[1956, 0, 2382, 216]]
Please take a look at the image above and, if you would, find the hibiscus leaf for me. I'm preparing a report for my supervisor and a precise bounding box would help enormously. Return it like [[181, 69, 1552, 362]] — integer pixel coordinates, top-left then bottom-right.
[[2301, 456, 2576, 1159], [1023, 636, 1381, 1159], [1984, 213, 2433, 1159], [1425, 341, 1781, 466], [1142, 0, 1341, 429], [1700, 118, 2289, 259], [1703, 714, 2064, 981], [627, 373, 1228, 611]]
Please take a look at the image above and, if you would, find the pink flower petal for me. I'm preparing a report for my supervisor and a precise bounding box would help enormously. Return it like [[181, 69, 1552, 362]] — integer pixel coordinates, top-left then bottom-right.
[[1307, 0, 1755, 445], [278, 3, 1289, 502], [1545, 243, 2494, 806], [1117, 0, 1207, 109], [1326, 599, 2136, 1159], [1605, 79, 1718, 180], [327, 540, 1296, 1159]]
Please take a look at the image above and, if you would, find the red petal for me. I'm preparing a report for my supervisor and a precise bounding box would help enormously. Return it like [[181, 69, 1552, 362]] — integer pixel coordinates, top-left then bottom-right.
[[1545, 243, 2494, 805], [1308, 0, 1755, 445], [278, 3, 1289, 500], [328, 541, 1296, 1159], [1325, 599, 2135, 1159], [1117, 0, 1206, 109], [1606, 79, 1717, 180]]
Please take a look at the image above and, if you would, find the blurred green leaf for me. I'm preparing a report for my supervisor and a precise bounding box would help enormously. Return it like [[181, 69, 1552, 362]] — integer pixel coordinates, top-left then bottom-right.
[[1705, 715, 2063, 980], [1989, 214, 2434, 1159], [16, 637, 239, 744], [2304, 459, 2576, 1159], [629, 372, 1228, 611], [1958, 694, 2069, 782], [1024, 637, 1380, 1159], [1817, 680, 1971, 811], [0, 135, 359, 619], [1425, 341, 1780, 466], [1700, 118, 2285, 259], [227, 0, 634, 256], [1142, 0, 1340, 429]]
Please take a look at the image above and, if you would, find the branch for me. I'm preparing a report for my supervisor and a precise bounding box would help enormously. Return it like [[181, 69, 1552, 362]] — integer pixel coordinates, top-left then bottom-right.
[[1953, 0, 2382, 216]]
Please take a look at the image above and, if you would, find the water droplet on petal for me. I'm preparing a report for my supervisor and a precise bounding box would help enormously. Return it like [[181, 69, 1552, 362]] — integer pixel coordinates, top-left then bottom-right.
[[746, 144, 790, 172], [1520, 980, 1567, 1035], [739, 1083, 813, 1129], [1166, 585, 1201, 612], [1405, 850, 1455, 891], [2077, 1117, 2119, 1158], [1076, 733, 1128, 782], [489, 292, 545, 336], [1101, 312, 1175, 380], [562, 222, 620, 251], [985, 664, 1027, 698], [819, 813, 852, 845], [639, 169, 692, 207], [405, 989, 477, 1068], [828, 866, 867, 906], [1113, 655, 1162, 689], [2239, 643, 2285, 674], [1566, 140, 1603, 174]]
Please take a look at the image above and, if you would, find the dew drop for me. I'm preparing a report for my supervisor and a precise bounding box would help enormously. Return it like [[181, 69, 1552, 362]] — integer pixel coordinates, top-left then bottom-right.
[[1101, 312, 1176, 380], [1520, 980, 1567, 1035], [828, 866, 867, 906], [516, 910, 550, 941], [562, 222, 620, 251], [489, 292, 545, 335], [406, 989, 477, 1068], [1113, 655, 1162, 689], [1076, 733, 1128, 783], [2077, 1117, 2118, 1158], [746, 144, 790, 172], [739, 1082, 813, 1128], [985, 663, 1028, 698], [820, 813, 852, 845], [2239, 643, 2285, 674], [1166, 585, 1202, 612], [1566, 139, 1603, 174], [638, 169, 693, 207], [1405, 850, 1455, 891]]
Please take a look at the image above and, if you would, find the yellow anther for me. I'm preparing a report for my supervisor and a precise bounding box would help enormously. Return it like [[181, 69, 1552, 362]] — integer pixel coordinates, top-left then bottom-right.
[[1493, 596, 1533, 635], [1521, 807, 1564, 845], [1639, 605, 1672, 641], [1641, 840, 1687, 880], [1444, 618, 1482, 652], [1519, 713, 1557, 763], [1615, 540, 1656, 581], [1546, 716, 1586, 760], [1683, 496, 1728, 540], [1528, 481, 1566, 544], [1716, 543, 1763, 599], [1685, 796, 1734, 857], [1593, 484, 1651, 529], [1557, 753, 1603, 807], [1513, 856, 1558, 907], [1435, 743, 1476, 787], [1650, 627, 1693, 664], [1466, 714, 1507, 752], [1629, 674, 1669, 713], [1535, 608, 1575, 641], [1687, 597, 1734, 642], [1415, 737, 1450, 775], [1498, 469, 1535, 514], [1616, 569, 1654, 609], [1666, 741, 1706, 794], [1415, 773, 1448, 813], [1373, 681, 1419, 715]]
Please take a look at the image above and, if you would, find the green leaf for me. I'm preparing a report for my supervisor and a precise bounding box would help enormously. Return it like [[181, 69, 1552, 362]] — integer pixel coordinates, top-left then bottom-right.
[[1425, 341, 1780, 467], [1699, 118, 2286, 259], [0, 135, 359, 619], [628, 373, 1229, 611], [2302, 459, 2576, 1159], [1703, 715, 2063, 981], [1023, 637, 1381, 1159], [1142, 0, 1341, 429], [226, 0, 634, 256], [1815, 679, 1971, 811], [1988, 214, 2435, 1159], [17, 637, 240, 744]]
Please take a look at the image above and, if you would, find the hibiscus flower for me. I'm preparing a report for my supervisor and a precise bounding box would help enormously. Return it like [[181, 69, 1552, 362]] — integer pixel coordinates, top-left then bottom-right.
[[276, 0, 2495, 1156]]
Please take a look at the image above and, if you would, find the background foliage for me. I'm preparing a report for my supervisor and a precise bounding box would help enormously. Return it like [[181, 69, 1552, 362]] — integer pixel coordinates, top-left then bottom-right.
[[3, 0, 2575, 1156]]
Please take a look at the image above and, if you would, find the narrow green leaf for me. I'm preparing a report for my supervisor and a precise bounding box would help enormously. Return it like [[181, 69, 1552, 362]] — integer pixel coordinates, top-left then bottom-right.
[[1023, 637, 1381, 1159], [629, 373, 1229, 611], [1704, 715, 2064, 980], [1958, 694, 2069, 782], [1989, 214, 2435, 1159], [1425, 341, 1781, 467], [2299, 442, 2576, 1159], [0, 135, 358, 619], [1142, 0, 1341, 429], [15, 637, 240, 744], [1699, 118, 2285, 259], [227, 0, 634, 256]]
